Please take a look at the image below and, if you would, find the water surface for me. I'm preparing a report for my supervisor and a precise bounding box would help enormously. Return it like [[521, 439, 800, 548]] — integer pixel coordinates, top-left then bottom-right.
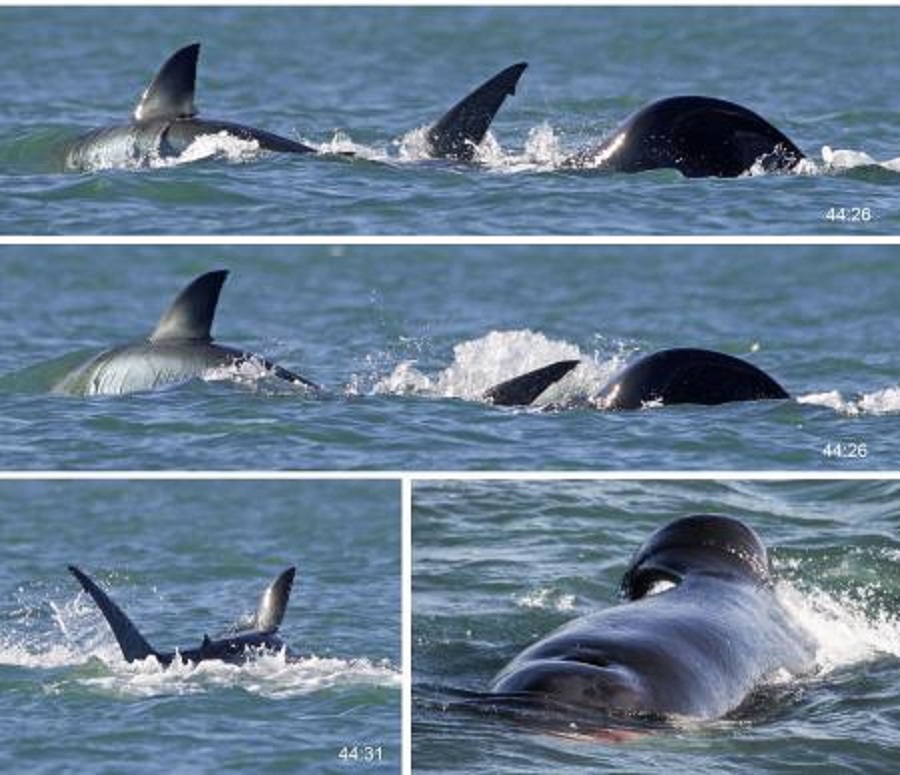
[[1, 6, 898, 234], [0, 479, 401, 774], [2, 245, 900, 470]]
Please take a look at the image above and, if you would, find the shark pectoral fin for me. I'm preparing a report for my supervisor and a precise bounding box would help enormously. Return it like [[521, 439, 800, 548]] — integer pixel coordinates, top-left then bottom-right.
[[246, 567, 296, 634], [149, 269, 228, 343], [427, 62, 528, 161], [483, 359, 580, 406], [270, 363, 320, 392], [68, 565, 158, 663], [134, 43, 200, 122]]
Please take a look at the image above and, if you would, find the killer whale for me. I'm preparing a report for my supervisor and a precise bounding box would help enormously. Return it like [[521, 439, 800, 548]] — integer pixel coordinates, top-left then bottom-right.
[[52, 269, 318, 396], [69, 565, 297, 666], [490, 515, 815, 720], [562, 95, 805, 177], [426, 62, 527, 161], [483, 359, 580, 406], [63, 43, 527, 170], [484, 348, 788, 408]]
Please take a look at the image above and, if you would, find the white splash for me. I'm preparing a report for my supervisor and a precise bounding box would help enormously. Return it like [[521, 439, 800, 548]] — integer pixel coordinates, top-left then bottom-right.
[[2, 590, 400, 700], [202, 355, 314, 395], [60, 651, 400, 700], [776, 580, 900, 673], [798, 387, 900, 416], [315, 131, 386, 161], [396, 126, 435, 162], [374, 329, 622, 406], [394, 124, 562, 172], [514, 587, 576, 612], [158, 131, 262, 167], [203, 355, 273, 386]]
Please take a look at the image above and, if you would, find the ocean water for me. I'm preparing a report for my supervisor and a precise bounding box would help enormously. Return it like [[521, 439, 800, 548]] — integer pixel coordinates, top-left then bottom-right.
[[1, 5, 899, 235], [0, 479, 401, 774], [412, 479, 900, 773], [3, 244, 900, 470]]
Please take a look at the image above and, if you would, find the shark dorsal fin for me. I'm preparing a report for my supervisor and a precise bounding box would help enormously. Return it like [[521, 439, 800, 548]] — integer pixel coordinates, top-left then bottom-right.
[[133, 43, 200, 122], [237, 567, 296, 634], [68, 565, 158, 663], [149, 269, 228, 344]]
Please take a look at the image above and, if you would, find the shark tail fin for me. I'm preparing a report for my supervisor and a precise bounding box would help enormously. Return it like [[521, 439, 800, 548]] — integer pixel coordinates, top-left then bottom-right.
[[133, 42, 200, 122], [234, 567, 296, 634], [483, 359, 580, 406], [149, 269, 228, 344], [68, 566, 159, 663], [427, 62, 528, 161]]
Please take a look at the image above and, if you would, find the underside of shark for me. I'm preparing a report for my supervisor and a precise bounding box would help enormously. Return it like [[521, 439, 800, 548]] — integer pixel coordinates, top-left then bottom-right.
[[562, 95, 805, 177], [483, 348, 789, 408], [52, 269, 317, 397], [69, 565, 297, 666], [63, 43, 527, 171]]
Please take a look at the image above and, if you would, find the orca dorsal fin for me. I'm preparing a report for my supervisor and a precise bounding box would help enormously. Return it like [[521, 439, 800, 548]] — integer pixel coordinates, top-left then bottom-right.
[[427, 62, 528, 161], [483, 359, 580, 406], [68, 566, 159, 663], [149, 269, 228, 344], [236, 567, 296, 634], [133, 43, 200, 122]]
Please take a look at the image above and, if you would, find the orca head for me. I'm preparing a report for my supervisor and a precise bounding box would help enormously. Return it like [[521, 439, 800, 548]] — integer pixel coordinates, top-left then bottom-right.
[[619, 514, 771, 601]]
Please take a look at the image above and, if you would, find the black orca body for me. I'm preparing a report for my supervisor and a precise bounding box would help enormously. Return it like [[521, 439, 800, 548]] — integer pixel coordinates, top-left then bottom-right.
[[63, 43, 527, 170], [484, 348, 788, 409], [52, 269, 318, 396], [563, 96, 805, 177], [491, 515, 815, 720], [483, 359, 580, 406], [426, 63, 527, 161], [69, 565, 297, 666], [597, 347, 789, 409]]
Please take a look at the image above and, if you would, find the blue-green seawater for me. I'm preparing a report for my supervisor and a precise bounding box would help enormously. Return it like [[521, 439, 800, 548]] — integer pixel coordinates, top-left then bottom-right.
[[2, 245, 900, 470], [0, 479, 401, 774], [1, 6, 899, 235], [412, 479, 900, 773]]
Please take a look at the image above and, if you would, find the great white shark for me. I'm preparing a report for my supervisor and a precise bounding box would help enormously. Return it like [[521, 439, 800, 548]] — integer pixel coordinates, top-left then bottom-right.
[[490, 515, 815, 721], [69, 565, 297, 666], [52, 269, 317, 397], [483, 348, 789, 408], [63, 43, 527, 170]]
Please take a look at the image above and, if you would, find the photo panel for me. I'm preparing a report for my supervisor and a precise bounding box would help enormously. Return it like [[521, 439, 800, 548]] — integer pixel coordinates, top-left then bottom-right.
[[1, 244, 899, 470], [412, 477, 900, 772], [0, 478, 401, 772], [0, 5, 898, 235]]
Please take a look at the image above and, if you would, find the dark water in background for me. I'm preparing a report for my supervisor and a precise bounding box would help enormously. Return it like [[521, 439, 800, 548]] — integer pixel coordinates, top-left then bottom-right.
[[2, 244, 900, 470], [1, 5, 899, 234], [412, 479, 900, 773], [0, 479, 401, 773]]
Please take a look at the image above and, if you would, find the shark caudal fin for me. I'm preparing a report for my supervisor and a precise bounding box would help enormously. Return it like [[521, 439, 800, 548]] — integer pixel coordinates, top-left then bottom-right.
[[149, 269, 228, 344], [133, 43, 200, 122], [427, 62, 528, 161], [233, 567, 296, 635], [483, 359, 580, 406], [68, 566, 159, 663]]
